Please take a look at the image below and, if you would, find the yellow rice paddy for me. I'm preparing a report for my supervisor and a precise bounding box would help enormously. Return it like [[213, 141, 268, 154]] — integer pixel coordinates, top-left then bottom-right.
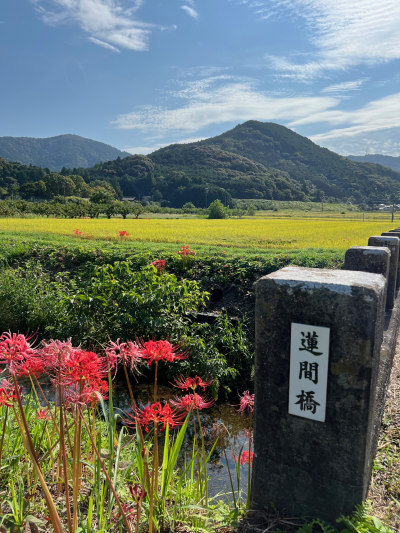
[[0, 217, 396, 251]]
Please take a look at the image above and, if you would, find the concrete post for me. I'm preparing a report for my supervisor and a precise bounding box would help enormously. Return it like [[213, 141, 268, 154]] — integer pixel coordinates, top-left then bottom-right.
[[344, 246, 390, 309], [252, 267, 386, 524], [368, 236, 399, 307], [344, 246, 390, 277], [382, 232, 400, 288]]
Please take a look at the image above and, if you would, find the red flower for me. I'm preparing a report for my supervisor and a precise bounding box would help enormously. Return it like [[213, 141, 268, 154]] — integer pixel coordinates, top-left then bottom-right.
[[105, 339, 142, 374], [151, 259, 165, 272], [170, 392, 214, 412], [64, 379, 109, 407], [244, 428, 253, 440], [73, 229, 83, 236], [129, 483, 147, 502], [126, 402, 184, 432], [118, 231, 130, 237], [0, 379, 17, 407], [172, 375, 213, 391], [139, 340, 189, 366], [36, 408, 51, 420], [40, 339, 74, 373], [62, 349, 107, 385], [177, 245, 196, 257], [0, 332, 36, 374], [233, 391, 255, 414], [232, 450, 254, 466], [14, 357, 45, 378]]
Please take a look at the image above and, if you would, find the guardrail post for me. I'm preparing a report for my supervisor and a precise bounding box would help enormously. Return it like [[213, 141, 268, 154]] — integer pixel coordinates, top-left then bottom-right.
[[252, 266, 386, 523], [344, 246, 390, 309], [381, 232, 400, 287], [368, 236, 399, 307]]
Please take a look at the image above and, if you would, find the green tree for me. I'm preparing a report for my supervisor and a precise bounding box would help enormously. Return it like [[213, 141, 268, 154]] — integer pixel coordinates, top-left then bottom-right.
[[68, 175, 86, 197], [103, 202, 117, 219], [132, 203, 144, 219], [115, 201, 133, 219], [247, 204, 256, 216], [90, 187, 116, 204], [208, 199, 227, 219], [42, 173, 75, 198]]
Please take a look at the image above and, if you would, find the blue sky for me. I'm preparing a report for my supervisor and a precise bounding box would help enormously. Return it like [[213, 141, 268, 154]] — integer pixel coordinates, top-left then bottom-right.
[[1, 0, 400, 156]]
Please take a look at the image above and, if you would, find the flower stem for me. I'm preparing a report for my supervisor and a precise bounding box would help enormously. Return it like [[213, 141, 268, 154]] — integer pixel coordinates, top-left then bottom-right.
[[78, 407, 133, 533], [0, 407, 8, 482]]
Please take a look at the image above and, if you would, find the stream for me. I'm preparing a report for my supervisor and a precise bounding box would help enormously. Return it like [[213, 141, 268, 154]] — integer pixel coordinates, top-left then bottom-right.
[[21, 378, 253, 499]]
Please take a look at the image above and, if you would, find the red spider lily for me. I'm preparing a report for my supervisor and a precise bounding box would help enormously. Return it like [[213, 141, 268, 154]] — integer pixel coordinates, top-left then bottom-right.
[[62, 349, 107, 386], [177, 245, 196, 256], [172, 375, 213, 391], [120, 504, 135, 520], [118, 231, 130, 237], [105, 339, 142, 374], [73, 229, 83, 236], [40, 339, 74, 373], [0, 379, 18, 407], [232, 390, 255, 414], [36, 408, 51, 420], [151, 259, 165, 272], [129, 483, 147, 502], [170, 392, 214, 412], [0, 332, 36, 374], [232, 450, 254, 466], [138, 340, 189, 366], [126, 402, 184, 433], [244, 428, 253, 440], [64, 379, 109, 408], [14, 357, 45, 378]]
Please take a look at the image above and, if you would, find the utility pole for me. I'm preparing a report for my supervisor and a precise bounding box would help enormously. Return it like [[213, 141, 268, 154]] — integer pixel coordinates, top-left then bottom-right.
[[205, 187, 209, 208], [392, 201, 395, 223], [321, 196, 324, 213]]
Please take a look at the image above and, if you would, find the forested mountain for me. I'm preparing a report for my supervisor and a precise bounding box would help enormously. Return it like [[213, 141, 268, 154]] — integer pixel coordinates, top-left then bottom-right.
[[198, 121, 400, 202], [0, 134, 129, 171], [2, 121, 400, 207], [347, 154, 400, 172]]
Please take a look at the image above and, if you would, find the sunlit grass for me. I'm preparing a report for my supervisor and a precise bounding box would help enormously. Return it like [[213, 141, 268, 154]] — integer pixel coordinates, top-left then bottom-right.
[[0, 217, 395, 250]]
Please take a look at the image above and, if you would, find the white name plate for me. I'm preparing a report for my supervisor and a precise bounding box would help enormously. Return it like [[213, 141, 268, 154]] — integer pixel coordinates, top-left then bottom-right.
[[288, 322, 330, 422]]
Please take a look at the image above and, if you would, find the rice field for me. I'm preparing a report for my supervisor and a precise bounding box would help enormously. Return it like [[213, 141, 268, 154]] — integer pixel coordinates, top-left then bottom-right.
[[0, 217, 396, 250]]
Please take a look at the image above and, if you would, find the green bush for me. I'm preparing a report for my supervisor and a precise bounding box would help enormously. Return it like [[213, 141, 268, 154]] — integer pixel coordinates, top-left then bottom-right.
[[0, 263, 65, 335], [208, 199, 227, 219], [59, 262, 207, 345]]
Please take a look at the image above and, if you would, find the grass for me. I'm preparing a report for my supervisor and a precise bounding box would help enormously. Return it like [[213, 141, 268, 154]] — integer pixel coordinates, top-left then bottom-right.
[[0, 217, 396, 250]]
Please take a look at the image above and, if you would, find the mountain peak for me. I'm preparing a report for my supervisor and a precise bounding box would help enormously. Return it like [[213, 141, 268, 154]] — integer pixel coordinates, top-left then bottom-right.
[[0, 134, 130, 171]]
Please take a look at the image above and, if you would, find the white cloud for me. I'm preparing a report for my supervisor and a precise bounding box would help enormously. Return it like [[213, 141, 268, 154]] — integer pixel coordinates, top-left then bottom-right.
[[125, 146, 164, 155], [240, 0, 400, 79], [176, 136, 207, 143], [181, 6, 199, 19], [181, 66, 231, 78], [113, 77, 338, 131], [292, 93, 400, 136], [32, 0, 152, 51], [88, 37, 120, 52], [115, 74, 400, 156], [314, 128, 400, 157], [321, 78, 369, 94]]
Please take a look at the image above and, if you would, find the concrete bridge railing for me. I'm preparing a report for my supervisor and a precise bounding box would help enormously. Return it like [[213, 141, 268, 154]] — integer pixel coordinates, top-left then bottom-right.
[[252, 227, 400, 523]]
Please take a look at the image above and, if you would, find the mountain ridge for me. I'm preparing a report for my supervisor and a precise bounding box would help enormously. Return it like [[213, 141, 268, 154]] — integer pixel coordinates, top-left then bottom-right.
[[1, 121, 400, 206], [0, 134, 130, 171], [347, 154, 400, 172]]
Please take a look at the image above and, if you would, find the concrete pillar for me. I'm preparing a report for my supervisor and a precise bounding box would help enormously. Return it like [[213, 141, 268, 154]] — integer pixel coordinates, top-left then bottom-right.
[[253, 267, 386, 524], [382, 232, 400, 288], [368, 236, 399, 307], [344, 246, 390, 277], [344, 246, 390, 310]]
